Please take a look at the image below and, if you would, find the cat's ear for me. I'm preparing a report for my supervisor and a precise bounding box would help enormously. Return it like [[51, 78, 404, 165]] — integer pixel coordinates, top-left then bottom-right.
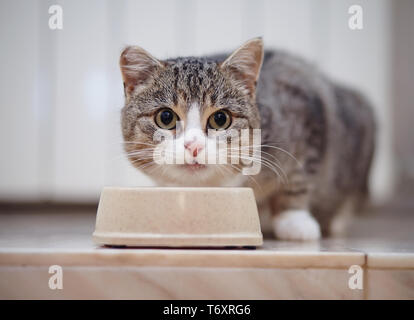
[[221, 38, 264, 96], [120, 46, 164, 97]]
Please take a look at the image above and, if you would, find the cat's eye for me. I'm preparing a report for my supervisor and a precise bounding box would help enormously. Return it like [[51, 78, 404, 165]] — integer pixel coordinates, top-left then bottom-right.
[[208, 110, 231, 130], [155, 108, 178, 130]]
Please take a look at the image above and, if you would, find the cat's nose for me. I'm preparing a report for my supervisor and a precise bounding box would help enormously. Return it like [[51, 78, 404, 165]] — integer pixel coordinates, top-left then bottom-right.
[[184, 141, 204, 157]]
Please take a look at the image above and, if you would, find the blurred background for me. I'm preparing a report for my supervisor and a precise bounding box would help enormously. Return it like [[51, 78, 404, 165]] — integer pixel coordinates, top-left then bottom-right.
[[0, 0, 413, 206]]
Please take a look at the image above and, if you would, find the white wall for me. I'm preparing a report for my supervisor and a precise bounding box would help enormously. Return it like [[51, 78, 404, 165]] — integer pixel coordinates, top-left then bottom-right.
[[0, 0, 41, 200], [0, 0, 394, 202]]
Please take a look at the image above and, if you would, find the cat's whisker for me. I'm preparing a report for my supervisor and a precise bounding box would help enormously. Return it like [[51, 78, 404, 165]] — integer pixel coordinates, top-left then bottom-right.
[[227, 152, 288, 184], [108, 150, 157, 163], [259, 145, 302, 167], [125, 151, 157, 158], [129, 158, 156, 165], [227, 144, 301, 168], [133, 161, 156, 171], [125, 148, 176, 159], [256, 153, 289, 182], [122, 141, 158, 147], [244, 158, 286, 184], [126, 152, 157, 159], [123, 146, 163, 157], [227, 146, 285, 169], [224, 163, 262, 190]]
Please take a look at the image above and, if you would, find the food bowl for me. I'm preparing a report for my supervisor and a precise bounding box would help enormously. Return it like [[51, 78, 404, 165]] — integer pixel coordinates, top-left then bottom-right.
[[93, 187, 263, 247]]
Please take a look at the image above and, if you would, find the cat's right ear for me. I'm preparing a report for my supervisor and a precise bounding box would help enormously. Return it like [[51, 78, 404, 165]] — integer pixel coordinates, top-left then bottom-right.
[[220, 38, 264, 97], [120, 46, 164, 97]]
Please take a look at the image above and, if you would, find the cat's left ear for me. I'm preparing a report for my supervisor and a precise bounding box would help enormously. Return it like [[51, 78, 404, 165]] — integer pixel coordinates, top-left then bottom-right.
[[221, 37, 264, 96], [120, 46, 164, 98]]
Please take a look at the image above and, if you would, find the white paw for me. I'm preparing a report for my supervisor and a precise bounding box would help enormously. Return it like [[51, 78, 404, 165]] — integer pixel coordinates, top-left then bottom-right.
[[272, 209, 321, 241]]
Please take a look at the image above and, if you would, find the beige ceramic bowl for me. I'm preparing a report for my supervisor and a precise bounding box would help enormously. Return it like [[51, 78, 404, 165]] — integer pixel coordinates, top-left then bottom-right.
[[93, 187, 263, 247]]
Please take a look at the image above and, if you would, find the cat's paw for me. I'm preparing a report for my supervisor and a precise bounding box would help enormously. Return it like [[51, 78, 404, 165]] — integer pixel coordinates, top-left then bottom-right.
[[272, 209, 321, 241]]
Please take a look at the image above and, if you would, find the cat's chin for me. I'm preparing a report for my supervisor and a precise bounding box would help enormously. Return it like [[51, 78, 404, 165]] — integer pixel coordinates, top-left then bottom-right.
[[146, 164, 239, 187]]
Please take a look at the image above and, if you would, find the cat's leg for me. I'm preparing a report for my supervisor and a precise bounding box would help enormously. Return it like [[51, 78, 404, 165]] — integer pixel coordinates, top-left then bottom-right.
[[270, 189, 321, 241]]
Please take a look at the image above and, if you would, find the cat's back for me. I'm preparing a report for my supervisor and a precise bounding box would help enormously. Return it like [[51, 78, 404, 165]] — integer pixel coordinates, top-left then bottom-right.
[[257, 48, 376, 196]]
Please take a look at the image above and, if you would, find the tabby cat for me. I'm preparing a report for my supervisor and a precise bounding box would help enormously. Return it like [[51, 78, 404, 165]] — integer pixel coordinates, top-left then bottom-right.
[[120, 38, 375, 240]]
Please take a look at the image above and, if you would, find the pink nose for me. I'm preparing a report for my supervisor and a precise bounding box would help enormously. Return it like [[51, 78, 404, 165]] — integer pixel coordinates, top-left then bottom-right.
[[184, 141, 204, 157]]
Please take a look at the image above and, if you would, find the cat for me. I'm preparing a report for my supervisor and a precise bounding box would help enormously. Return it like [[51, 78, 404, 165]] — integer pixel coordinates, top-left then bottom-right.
[[119, 38, 375, 241]]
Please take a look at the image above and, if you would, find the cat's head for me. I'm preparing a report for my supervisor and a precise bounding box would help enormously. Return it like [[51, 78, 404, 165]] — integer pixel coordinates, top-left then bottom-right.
[[120, 38, 263, 186]]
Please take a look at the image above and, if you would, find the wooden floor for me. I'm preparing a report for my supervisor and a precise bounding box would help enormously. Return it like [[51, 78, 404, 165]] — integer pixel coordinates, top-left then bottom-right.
[[0, 206, 413, 299]]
